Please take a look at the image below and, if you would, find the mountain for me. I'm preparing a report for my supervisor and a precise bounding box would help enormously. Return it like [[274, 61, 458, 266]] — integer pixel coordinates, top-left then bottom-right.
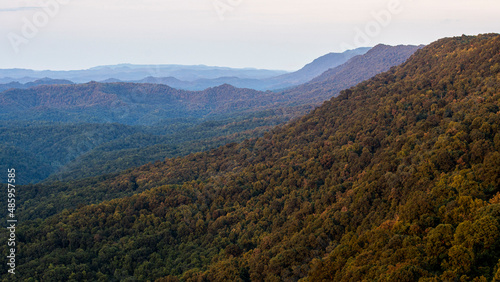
[[0, 64, 288, 84], [134, 76, 186, 87], [0, 78, 74, 92], [311, 44, 424, 84], [121, 48, 370, 91], [264, 47, 371, 89], [0, 76, 39, 84], [0, 80, 290, 184], [0, 81, 281, 184], [100, 78, 123, 83], [132, 76, 265, 91], [0, 82, 274, 125], [0, 109, 288, 185], [0, 49, 369, 91], [280, 43, 423, 104], [3, 34, 500, 281]]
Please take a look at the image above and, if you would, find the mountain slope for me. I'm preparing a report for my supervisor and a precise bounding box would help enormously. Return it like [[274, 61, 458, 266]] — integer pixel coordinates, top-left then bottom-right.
[[263, 47, 370, 89], [3, 34, 500, 281], [281, 43, 423, 104], [47, 111, 288, 183], [311, 44, 423, 83]]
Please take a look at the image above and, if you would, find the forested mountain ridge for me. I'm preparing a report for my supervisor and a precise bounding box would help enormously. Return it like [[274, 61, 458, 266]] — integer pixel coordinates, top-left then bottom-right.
[[0, 82, 271, 124], [310, 44, 423, 83], [281, 43, 423, 104], [2, 33, 499, 281], [262, 47, 371, 89]]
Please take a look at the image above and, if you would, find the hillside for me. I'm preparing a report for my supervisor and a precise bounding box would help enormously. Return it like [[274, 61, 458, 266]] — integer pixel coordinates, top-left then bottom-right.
[[2, 34, 499, 281], [311, 44, 423, 84]]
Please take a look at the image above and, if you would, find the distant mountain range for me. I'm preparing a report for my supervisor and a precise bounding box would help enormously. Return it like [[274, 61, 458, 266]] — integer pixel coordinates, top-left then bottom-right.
[[0, 64, 287, 85], [281, 44, 424, 104], [0, 44, 421, 126], [0, 47, 370, 91], [262, 47, 371, 89]]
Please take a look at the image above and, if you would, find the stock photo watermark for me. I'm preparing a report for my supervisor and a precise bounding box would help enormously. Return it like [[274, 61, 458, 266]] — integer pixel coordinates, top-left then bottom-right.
[[7, 0, 72, 54], [340, 0, 412, 50], [6, 168, 17, 275], [213, 0, 243, 21]]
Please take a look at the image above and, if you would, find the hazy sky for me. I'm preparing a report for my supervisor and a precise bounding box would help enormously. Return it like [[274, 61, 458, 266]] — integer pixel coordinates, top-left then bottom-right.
[[1, 0, 499, 71]]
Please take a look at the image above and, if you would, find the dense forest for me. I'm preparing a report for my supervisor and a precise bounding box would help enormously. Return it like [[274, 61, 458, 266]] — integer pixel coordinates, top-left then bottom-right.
[[0, 110, 291, 184], [1, 34, 499, 281], [0, 45, 418, 184]]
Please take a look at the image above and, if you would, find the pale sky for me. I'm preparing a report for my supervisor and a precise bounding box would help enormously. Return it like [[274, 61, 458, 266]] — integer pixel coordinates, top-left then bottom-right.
[[0, 0, 499, 71]]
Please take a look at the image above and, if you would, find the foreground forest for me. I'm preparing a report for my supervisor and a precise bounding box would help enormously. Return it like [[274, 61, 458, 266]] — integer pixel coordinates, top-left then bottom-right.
[[1, 34, 500, 281]]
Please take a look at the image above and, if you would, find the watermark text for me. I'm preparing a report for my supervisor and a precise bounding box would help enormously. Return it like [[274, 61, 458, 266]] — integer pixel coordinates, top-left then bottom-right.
[[6, 168, 16, 275]]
